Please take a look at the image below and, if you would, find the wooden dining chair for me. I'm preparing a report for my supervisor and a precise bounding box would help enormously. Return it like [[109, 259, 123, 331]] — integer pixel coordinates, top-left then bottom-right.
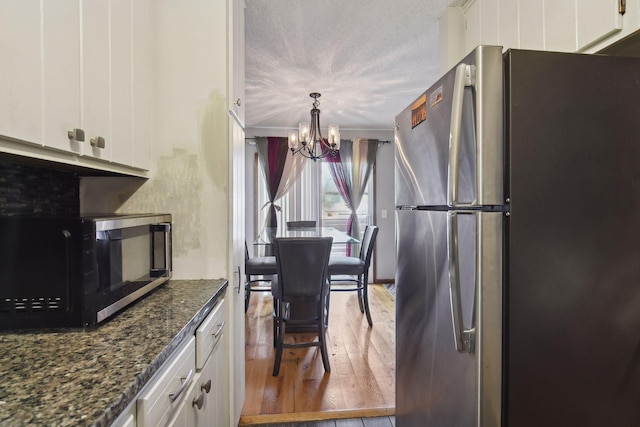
[[286, 220, 317, 229], [244, 241, 277, 312], [271, 236, 333, 375], [327, 225, 379, 326]]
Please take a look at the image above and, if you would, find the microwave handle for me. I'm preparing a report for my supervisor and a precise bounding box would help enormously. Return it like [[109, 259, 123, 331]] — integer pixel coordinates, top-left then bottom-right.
[[151, 223, 172, 275], [62, 230, 72, 311]]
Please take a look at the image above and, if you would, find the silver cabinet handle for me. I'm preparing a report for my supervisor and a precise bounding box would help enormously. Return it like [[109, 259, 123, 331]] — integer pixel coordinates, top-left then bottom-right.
[[67, 128, 85, 141], [235, 266, 241, 294], [447, 211, 475, 353], [447, 63, 474, 207], [168, 368, 194, 402], [192, 392, 204, 410], [62, 230, 72, 311], [201, 379, 211, 394], [212, 321, 225, 339]]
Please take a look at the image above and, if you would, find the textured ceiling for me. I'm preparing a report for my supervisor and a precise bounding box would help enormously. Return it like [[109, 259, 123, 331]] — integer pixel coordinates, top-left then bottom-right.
[[244, 0, 452, 131]]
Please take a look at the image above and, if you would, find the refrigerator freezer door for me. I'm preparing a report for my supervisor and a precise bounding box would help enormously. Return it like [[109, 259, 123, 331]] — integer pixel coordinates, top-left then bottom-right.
[[396, 209, 502, 427], [505, 49, 640, 427], [395, 45, 504, 208]]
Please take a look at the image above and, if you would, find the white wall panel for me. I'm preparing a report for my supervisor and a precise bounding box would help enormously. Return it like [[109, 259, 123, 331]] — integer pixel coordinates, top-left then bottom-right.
[[544, 0, 577, 52], [519, 0, 544, 50], [498, 0, 519, 50], [465, 1, 481, 54], [480, 0, 499, 46]]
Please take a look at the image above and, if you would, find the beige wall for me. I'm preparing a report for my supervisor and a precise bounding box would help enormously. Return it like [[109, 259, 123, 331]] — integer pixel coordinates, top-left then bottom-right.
[[81, 0, 230, 280]]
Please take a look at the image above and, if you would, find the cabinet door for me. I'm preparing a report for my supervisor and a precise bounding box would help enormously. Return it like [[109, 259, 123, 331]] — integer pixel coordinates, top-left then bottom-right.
[[132, 0, 151, 170], [193, 354, 217, 427], [577, 0, 622, 51], [0, 0, 43, 144], [229, 117, 245, 426], [110, 0, 134, 166], [42, 0, 81, 154], [229, 0, 245, 125], [210, 331, 229, 427], [169, 326, 227, 427], [82, 0, 110, 161], [137, 337, 196, 427]]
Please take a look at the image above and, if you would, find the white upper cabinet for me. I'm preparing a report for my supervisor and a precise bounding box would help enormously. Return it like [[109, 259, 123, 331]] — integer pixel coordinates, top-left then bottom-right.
[[0, 0, 43, 145], [458, 0, 633, 57], [576, 0, 623, 51], [132, 0, 151, 171], [42, 0, 82, 154], [82, 0, 111, 162], [0, 0, 150, 175], [109, 0, 134, 167]]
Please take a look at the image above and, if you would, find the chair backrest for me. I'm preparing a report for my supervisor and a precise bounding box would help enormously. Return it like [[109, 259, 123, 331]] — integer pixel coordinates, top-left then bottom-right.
[[359, 225, 379, 267], [273, 237, 332, 300], [286, 220, 317, 229]]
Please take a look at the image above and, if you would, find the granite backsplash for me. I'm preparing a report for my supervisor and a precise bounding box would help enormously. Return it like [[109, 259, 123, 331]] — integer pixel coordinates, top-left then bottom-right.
[[0, 157, 80, 216]]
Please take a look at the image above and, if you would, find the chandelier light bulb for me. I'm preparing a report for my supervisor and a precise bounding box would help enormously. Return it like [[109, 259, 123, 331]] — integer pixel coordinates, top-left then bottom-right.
[[299, 122, 310, 145], [328, 124, 340, 149], [288, 130, 299, 149]]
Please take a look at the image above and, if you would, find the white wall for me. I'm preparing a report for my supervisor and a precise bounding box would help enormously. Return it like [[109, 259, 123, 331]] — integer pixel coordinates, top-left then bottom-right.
[[80, 0, 230, 280], [439, 6, 467, 75], [245, 127, 396, 282]]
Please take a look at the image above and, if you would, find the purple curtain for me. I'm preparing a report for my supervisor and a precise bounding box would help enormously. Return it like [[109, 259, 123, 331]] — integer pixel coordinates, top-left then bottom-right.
[[258, 137, 289, 228], [324, 139, 379, 255]]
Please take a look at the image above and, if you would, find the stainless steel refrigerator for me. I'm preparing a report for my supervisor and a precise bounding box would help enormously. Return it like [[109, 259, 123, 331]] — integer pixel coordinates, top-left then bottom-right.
[[395, 45, 640, 427]]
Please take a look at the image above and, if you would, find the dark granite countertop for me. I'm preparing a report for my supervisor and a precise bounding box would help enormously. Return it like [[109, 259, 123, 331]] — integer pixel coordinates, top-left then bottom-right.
[[0, 279, 228, 427]]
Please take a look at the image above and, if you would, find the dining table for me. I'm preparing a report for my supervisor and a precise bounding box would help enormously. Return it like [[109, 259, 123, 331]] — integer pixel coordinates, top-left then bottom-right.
[[253, 226, 360, 246], [252, 226, 359, 332]]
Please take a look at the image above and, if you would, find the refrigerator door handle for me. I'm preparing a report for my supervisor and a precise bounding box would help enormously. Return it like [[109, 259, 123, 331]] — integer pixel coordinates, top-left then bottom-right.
[[447, 211, 476, 353], [447, 63, 475, 207]]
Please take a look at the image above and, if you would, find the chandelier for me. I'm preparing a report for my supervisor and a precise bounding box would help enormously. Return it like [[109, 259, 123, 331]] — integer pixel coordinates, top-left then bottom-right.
[[288, 93, 340, 161]]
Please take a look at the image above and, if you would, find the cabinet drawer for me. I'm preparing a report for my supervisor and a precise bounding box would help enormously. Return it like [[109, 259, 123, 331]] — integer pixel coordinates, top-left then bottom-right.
[[195, 298, 225, 370], [137, 337, 196, 427]]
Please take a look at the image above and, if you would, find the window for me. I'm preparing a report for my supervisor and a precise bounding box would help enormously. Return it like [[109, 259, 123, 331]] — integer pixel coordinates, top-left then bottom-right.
[[254, 153, 373, 256], [320, 161, 371, 234]]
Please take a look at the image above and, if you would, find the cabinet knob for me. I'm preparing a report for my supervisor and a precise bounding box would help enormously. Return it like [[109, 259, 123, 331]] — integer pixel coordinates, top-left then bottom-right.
[[201, 379, 212, 394], [67, 128, 85, 141], [90, 136, 106, 148], [192, 392, 205, 410], [235, 98, 241, 107]]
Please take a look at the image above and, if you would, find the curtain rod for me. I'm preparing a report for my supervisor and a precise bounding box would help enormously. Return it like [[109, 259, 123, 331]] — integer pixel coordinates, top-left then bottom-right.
[[245, 137, 390, 146]]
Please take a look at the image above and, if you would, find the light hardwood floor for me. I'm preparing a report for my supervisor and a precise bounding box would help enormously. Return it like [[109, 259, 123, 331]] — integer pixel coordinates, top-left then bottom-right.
[[240, 284, 396, 426]]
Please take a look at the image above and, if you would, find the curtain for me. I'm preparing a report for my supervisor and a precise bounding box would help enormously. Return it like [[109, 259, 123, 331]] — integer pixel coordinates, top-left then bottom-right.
[[324, 138, 378, 255], [256, 136, 306, 229]]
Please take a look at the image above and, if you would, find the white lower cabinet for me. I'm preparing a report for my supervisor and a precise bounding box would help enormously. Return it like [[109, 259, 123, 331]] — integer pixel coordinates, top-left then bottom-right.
[[137, 337, 196, 427], [168, 298, 228, 427], [132, 296, 228, 427]]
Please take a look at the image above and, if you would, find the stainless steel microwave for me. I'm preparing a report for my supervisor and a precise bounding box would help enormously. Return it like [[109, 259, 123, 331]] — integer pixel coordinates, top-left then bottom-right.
[[0, 213, 172, 329]]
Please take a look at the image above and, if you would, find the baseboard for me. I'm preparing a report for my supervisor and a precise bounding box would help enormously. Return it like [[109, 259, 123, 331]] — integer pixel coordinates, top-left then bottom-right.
[[238, 407, 395, 425]]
